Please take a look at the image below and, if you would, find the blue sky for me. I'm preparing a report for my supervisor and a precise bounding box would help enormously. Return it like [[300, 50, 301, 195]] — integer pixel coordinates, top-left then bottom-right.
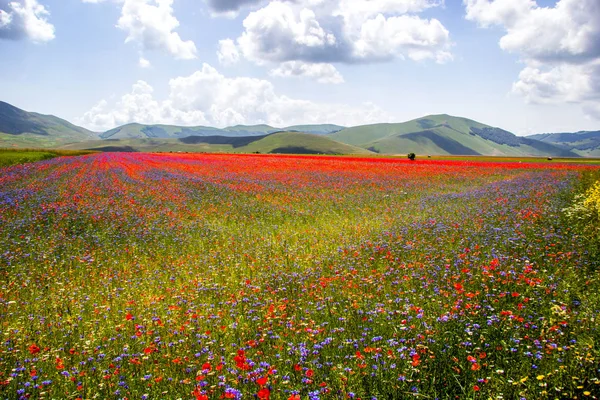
[[0, 0, 599, 135]]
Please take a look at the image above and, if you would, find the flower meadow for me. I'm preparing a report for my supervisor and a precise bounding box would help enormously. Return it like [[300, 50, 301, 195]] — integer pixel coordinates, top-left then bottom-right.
[[0, 153, 599, 400]]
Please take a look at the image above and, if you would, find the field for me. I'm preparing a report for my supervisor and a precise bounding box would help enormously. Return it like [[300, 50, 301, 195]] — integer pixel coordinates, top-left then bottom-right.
[[1, 153, 599, 399], [59, 132, 372, 155], [0, 149, 96, 167]]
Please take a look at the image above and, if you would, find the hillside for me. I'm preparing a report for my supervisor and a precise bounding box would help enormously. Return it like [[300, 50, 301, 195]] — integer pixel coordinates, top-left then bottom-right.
[[0, 101, 97, 148], [101, 123, 345, 140], [528, 131, 600, 157], [0, 100, 590, 157], [284, 124, 345, 135], [62, 132, 373, 155], [331, 114, 578, 157]]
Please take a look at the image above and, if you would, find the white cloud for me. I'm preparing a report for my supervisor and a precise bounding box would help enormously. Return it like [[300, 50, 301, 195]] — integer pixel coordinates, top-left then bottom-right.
[[0, 9, 12, 27], [270, 61, 344, 84], [465, 0, 600, 120], [111, 0, 197, 59], [0, 0, 55, 42], [237, 2, 337, 65], [139, 56, 151, 68], [512, 62, 600, 104], [79, 63, 390, 131], [335, 0, 442, 28], [222, 0, 451, 82], [217, 38, 240, 65], [352, 14, 452, 63]]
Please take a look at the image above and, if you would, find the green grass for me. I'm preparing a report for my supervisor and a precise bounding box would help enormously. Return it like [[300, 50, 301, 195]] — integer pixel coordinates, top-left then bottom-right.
[[61, 132, 374, 155], [0, 148, 97, 167]]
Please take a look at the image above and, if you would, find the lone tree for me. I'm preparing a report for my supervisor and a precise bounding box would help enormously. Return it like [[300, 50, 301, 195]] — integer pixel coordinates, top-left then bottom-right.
[[407, 152, 416, 161]]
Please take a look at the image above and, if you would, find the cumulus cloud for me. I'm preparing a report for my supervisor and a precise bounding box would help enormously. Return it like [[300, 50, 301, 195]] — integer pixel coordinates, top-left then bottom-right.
[[270, 61, 344, 84], [139, 56, 151, 68], [215, 0, 451, 83], [0, 0, 55, 42], [217, 38, 240, 65], [117, 0, 197, 59], [83, 0, 197, 60], [236, 1, 450, 64], [79, 63, 390, 131], [464, 0, 600, 119], [237, 2, 338, 64]]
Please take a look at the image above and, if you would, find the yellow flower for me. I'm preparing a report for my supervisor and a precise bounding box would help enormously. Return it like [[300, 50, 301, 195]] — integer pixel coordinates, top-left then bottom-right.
[[583, 181, 600, 216], [537, 375, 545, 380]]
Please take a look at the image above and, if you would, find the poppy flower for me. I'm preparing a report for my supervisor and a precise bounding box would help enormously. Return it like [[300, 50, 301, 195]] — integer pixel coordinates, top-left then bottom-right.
[[257, 376, 268, 386], [257, 388, 270, 399], [28, 344, 41, 355]]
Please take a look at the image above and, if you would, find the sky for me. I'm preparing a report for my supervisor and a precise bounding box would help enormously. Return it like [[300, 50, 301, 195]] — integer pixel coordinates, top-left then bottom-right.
[[0, 0, 599, 135]]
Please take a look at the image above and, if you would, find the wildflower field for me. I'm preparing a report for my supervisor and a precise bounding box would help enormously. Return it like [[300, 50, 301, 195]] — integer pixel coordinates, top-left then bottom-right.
[[1, 153, 599, 400]]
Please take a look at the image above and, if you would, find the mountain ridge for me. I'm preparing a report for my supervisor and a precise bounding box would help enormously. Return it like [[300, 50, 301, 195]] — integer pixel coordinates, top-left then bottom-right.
[[527, 130, 600, 157], [0, 100, 593, 157]]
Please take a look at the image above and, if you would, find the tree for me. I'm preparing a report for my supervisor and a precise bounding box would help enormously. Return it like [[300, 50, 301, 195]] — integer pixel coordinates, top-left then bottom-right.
[[407, 152, 416, 161]]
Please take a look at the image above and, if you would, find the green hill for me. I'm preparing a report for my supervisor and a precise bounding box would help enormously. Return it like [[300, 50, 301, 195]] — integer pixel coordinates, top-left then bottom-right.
[[241, 132, 370, 154], [0, 100, 587, 157], [0, 101, 97, 148], [62, 132, 373, 155], [101, 123, 345, 140], [284, 124, 345, 135], [331, 114, 578, 157], [528, 131, 600, 157]]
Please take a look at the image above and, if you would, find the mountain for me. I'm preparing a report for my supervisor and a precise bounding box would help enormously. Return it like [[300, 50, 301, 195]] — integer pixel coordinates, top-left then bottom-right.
[[0, 100, 590, 157], [101, 123, 345, 140], [62, 132, 373, 155], [528, 131, 600, 157], [0, 101, 97, 148], [284, 124, 345, 135], [330, 114, 578, 157]]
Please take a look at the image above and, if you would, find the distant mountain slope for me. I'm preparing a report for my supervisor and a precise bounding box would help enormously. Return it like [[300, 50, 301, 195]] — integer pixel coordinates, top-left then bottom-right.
[[329, 115, 489, 146], [332, 114, 578, 157], [528, 131, 600, 157], [62, 132, 373, 155], [0, 100, 588, 157], [101, 123, 345, 140], [285, 124, 345, 135], [0, 101, 96, 148]]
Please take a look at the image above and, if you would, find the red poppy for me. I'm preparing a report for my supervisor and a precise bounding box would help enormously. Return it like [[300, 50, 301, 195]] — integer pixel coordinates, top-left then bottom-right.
[[257, 376, 268, 386], [192, 387, 208, 400], [411, 354, 421, 367], [257, 388, 270, 400], [28, 344, 41, 355], [306, 369, 314, 378]]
